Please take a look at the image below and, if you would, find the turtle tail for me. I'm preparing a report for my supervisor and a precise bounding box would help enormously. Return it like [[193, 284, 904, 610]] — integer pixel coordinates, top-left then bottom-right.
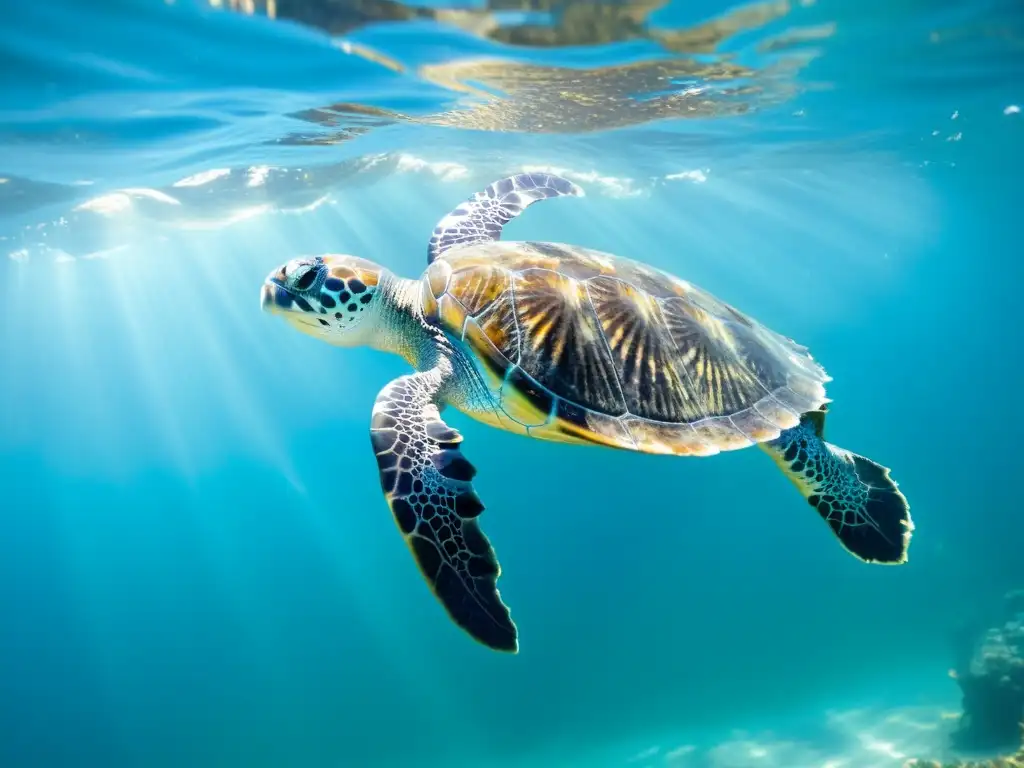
[[761, 409, 913, 564]]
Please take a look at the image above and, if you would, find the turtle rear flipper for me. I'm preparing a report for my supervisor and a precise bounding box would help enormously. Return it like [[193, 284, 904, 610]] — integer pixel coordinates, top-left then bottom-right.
[[762, 411, 913, 564]]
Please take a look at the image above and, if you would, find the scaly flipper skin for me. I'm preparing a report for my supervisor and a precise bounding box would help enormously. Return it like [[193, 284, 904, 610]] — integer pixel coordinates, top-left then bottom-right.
[[762, 408, 913, 564], [369, 363, 518, 652], [427, 172, 583, 263]]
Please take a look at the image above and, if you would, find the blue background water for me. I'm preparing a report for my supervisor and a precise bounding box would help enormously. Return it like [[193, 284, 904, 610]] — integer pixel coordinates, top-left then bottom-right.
[[1, 0, 1022, 766]]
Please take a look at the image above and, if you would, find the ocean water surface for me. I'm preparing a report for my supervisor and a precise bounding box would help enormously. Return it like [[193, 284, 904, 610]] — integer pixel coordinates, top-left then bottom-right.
[[1, 0, 1023, 766]]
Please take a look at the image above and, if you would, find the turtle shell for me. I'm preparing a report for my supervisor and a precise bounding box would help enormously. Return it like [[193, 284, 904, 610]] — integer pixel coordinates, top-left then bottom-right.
[[420, 241, 830, 456]]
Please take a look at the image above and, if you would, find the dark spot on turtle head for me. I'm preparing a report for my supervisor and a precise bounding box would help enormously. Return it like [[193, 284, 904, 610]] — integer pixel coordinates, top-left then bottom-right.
[[338, 291, 351, 304], [294, 296, 314, 313], [335, 312, 343, 319], [360, 293, 372, 304], [324, 277, 345, 292], [318, 318, 329, 327], [348, 279, 366, 294], [320, 293, 336, 309], [273, 288, 293, 309], [348, 303, 358, 312]]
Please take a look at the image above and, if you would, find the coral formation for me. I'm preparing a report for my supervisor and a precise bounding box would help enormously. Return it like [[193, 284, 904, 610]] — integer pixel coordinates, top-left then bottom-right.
[[951, 592, 1024, 752], [903, 723, 1024, 768]]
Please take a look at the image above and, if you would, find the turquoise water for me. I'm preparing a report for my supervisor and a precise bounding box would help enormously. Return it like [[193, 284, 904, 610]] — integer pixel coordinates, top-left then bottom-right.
[[1, 0, 1023, 766]]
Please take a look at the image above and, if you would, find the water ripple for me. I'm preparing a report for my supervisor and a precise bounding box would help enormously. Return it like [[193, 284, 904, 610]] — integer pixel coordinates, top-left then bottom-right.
[[1, 0, 1022, 260]]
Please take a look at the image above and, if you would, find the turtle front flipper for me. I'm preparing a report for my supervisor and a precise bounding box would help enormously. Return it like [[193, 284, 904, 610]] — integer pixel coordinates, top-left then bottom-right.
[[761, 409, 914, 564], [370, 366, 517, 652], [427, 172, 583, 263]]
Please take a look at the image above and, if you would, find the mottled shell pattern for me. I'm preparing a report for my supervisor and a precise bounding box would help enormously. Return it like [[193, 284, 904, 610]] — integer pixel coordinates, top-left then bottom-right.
[[421, 240, 830, 456]]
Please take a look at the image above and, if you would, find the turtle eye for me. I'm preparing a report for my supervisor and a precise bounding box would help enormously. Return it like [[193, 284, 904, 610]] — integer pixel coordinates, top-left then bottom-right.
[[283, 259, 318, 292], [293, 267, 317, 291]]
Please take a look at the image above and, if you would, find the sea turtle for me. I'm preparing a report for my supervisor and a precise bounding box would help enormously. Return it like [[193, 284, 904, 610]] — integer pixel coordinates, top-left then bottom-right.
[[260, 173, 913, 653]]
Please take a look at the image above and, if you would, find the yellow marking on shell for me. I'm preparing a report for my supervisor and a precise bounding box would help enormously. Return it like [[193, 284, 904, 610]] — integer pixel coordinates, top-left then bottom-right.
[[622, 418, 720, 457], [438, 294, 468, 337], [524, 312, 556, 349], [543, 412, 637, 450], [730, 408, 784, 443], [549, 320, 569, 361], [426, 258, 452, 299], [421, 278, 439, 322], [523, 254, 565, 271], [563, 276, 587, 306], [460, 404, 531, 438], [474, 294, 520, 364], [436, 249, 497, 270], [609, 323, 627, 349], [753, 398, 801, 431], [589, 252, 618, 273], [448, 265, 510, 316], [694, 417, 754, 451], [450, 242, 562, 273], [498, 377, 551, 428], [462, 318, 507, 394], [550, 247, 618, 278], [704, 314, 739, 355], [526, 419, 597, 446], [524, 273, 594, 357], [708, 362, 722, 414], [621, 415, 757, 456], [670, 277, 694, 297], [634, 289, 659, 322]]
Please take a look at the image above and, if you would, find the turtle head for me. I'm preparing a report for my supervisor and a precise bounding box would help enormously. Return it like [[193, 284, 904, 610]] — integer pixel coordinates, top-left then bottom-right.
[[261, 254, 386, 347]]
